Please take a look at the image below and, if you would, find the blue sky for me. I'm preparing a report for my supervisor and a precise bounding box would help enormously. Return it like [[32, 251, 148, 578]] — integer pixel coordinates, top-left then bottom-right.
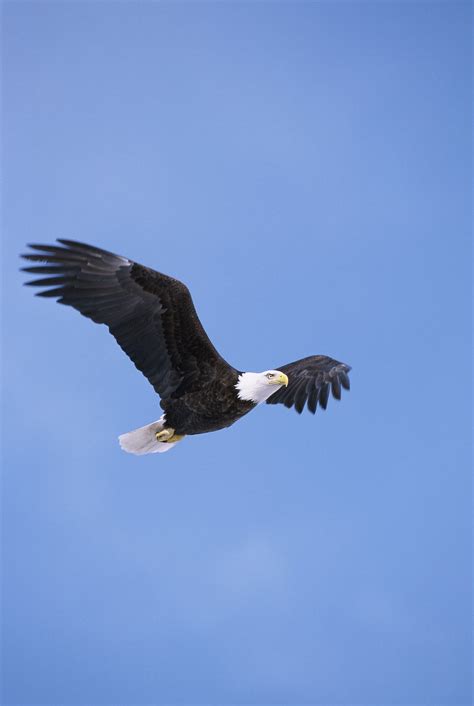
[[2, 2, 471, 704]]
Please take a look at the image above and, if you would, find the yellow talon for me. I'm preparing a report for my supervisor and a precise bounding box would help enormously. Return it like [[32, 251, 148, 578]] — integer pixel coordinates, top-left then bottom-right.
[[156, 428, 175, 442], [156, 428, 185, 444]]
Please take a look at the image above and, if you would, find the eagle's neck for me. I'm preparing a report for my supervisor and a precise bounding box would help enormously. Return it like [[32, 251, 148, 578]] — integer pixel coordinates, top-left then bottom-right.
[[235, 372, 275, 405]]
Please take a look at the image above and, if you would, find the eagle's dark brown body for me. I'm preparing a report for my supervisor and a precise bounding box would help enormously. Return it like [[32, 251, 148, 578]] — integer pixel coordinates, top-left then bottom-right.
[[162, 377, 255, 436]]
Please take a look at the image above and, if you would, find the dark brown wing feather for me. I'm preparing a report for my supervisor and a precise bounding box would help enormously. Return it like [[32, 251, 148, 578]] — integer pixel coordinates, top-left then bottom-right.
[[266, 355, 351, 414], [21, 240, 234, 399]]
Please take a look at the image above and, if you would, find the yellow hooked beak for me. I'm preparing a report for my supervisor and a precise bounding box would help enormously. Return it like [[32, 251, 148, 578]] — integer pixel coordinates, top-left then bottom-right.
[[278, 373, 289, 387]]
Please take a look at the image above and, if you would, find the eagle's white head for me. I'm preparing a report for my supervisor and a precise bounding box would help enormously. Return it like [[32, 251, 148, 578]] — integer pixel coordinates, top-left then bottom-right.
[[236, 370, 289, 404]]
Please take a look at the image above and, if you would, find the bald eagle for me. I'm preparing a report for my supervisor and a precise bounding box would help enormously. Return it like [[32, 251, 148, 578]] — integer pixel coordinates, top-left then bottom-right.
[[22, 241, 351, 454]]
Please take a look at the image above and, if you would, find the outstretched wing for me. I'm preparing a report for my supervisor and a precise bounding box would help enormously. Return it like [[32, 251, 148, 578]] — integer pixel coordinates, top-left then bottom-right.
[[21, 240, 234, 399], [266, 355, 351, 414]]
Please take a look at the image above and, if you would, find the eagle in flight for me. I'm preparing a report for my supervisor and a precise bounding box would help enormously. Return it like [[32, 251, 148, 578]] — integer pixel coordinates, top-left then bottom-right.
[[22, 241, 351, 454]]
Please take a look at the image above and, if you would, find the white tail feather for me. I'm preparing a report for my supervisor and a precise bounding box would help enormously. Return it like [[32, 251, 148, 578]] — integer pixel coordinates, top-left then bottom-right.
[[118, 416, 178, 455]]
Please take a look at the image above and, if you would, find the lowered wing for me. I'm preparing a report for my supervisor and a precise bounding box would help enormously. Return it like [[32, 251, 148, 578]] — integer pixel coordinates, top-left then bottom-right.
[[266, 355, 351, 414]]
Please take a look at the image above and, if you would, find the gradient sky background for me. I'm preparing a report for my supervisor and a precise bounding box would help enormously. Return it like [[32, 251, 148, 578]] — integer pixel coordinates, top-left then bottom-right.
[[2, 2, 471, 705]]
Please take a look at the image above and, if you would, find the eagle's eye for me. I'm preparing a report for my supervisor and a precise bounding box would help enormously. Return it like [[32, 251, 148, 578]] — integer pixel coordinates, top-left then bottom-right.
[[266, 373, 274, 379]]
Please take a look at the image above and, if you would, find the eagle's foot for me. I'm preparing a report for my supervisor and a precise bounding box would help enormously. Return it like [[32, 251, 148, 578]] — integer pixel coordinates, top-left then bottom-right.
[[156, 428, 175, 443], [156, 428, 185, 444]]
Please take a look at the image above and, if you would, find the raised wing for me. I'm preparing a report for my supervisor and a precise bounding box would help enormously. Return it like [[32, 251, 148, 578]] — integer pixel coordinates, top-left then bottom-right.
[[266, 355, 351, 414], [21, 240, 234, 399]]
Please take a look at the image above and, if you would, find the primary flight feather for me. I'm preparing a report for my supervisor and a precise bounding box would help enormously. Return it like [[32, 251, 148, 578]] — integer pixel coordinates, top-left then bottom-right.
[[22, 240, 351, 454]]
